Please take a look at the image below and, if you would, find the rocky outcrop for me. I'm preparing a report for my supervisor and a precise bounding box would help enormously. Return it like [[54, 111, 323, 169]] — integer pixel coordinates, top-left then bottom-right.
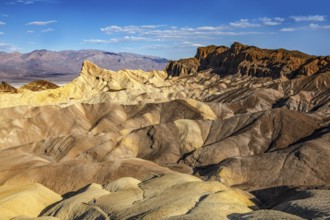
[[0, 81, 16, 93], [19, 80, 59, 91], [41, 173, 255, 219], [0, 183, 61, 219], [165, 57, 200, 77], [166, 42, 330, 79]]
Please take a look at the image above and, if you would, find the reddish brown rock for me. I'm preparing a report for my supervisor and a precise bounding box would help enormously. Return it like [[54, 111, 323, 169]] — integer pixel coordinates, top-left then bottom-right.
[[166, 42, 330, 79], [165, 57, 200, 77]]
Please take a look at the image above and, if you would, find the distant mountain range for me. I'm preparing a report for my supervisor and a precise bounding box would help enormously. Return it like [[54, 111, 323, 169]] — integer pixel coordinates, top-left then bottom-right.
[[0, 49, 168, 83]]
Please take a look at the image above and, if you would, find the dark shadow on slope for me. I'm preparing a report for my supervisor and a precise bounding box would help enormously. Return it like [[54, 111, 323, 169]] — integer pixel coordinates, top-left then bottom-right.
[[250, 186, 306, 209], [250, 185, 330, 219], [268, 124, 330, 154], [39, 183, 97, 216], [192, 163, 219, 178], [272, 97, 290, 109]]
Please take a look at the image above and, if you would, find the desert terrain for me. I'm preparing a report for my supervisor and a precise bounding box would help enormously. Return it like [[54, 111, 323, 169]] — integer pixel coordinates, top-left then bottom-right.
[[0, 42, 329, 219]]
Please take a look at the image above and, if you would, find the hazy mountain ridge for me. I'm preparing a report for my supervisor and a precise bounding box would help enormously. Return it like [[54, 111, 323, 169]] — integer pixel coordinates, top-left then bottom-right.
[[0, 49, 168, 82]]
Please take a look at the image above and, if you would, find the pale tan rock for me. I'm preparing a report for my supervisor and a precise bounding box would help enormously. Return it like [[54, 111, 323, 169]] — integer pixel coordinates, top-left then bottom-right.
[[0, 61, 170, 108], [0, 183, 61, 219], [41, 183, 110, 220], [42, 173, 255, 220], [13, 217, 60, 220]]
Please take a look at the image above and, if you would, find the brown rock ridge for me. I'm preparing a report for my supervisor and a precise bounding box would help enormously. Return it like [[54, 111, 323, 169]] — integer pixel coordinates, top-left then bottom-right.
[[166, 42, 330, 79], [19, 80, 59, 91], [0, 80, 58, 94], [0, 81, 16, 93]]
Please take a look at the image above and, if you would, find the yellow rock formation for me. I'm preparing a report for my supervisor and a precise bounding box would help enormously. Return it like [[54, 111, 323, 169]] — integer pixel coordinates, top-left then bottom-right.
[[42, 173, 255, 219], [0, 183, 61, 219], [0, 61, 170, 108]]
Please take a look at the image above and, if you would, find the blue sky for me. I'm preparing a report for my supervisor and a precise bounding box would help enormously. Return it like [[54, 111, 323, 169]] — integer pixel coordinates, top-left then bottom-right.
[[0, 0, 330, 59]]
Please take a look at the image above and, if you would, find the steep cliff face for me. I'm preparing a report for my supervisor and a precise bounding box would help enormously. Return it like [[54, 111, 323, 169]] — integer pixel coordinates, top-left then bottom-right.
[[166, 42, 330, 79], [165, 57, 199, 77]]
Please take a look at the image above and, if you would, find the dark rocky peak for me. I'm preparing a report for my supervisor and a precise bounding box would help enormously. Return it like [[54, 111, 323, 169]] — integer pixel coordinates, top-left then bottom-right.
[[166, 42, 330, 79], [230, 41, 247, 53]]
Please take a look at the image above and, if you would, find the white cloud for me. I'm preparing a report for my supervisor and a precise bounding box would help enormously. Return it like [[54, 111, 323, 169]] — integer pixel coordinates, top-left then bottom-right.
[[123, 36, 151, 41], [144, 28, 262, 38], [26, 20, 57, 26], [214, 31, 263, 36], [7, 0, 58, 4], [26, 30, 35, 33], [91, 24, 270, 49], [0, 41, 18, 52], [192, 43, 205, 47], [290, 15, 326, 22], [82, 39, 119, 44], [143, 44, 168, 50], [0, 32, 4, 35], [0, 21, 6, 26], [230, 19, 260, 28], [280, 27, 298, 32], [99, 24, 268, 42], [7, 0, 34, 4], [280, 23, 330, 32], [182, 41, 205, 47], [196, 26, 216, 31], [144, 29, 208, 39], [83, 36, 161, 44], [259, 17, 284, 26], [101, 25, 165, 35], [309, 23, 330, 30], [274, 17, 285, 22], [96, 24, 270, 44], [0, 14, 9, 17], [41, 28, 54, 32], [196, 26, 227, 31]]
